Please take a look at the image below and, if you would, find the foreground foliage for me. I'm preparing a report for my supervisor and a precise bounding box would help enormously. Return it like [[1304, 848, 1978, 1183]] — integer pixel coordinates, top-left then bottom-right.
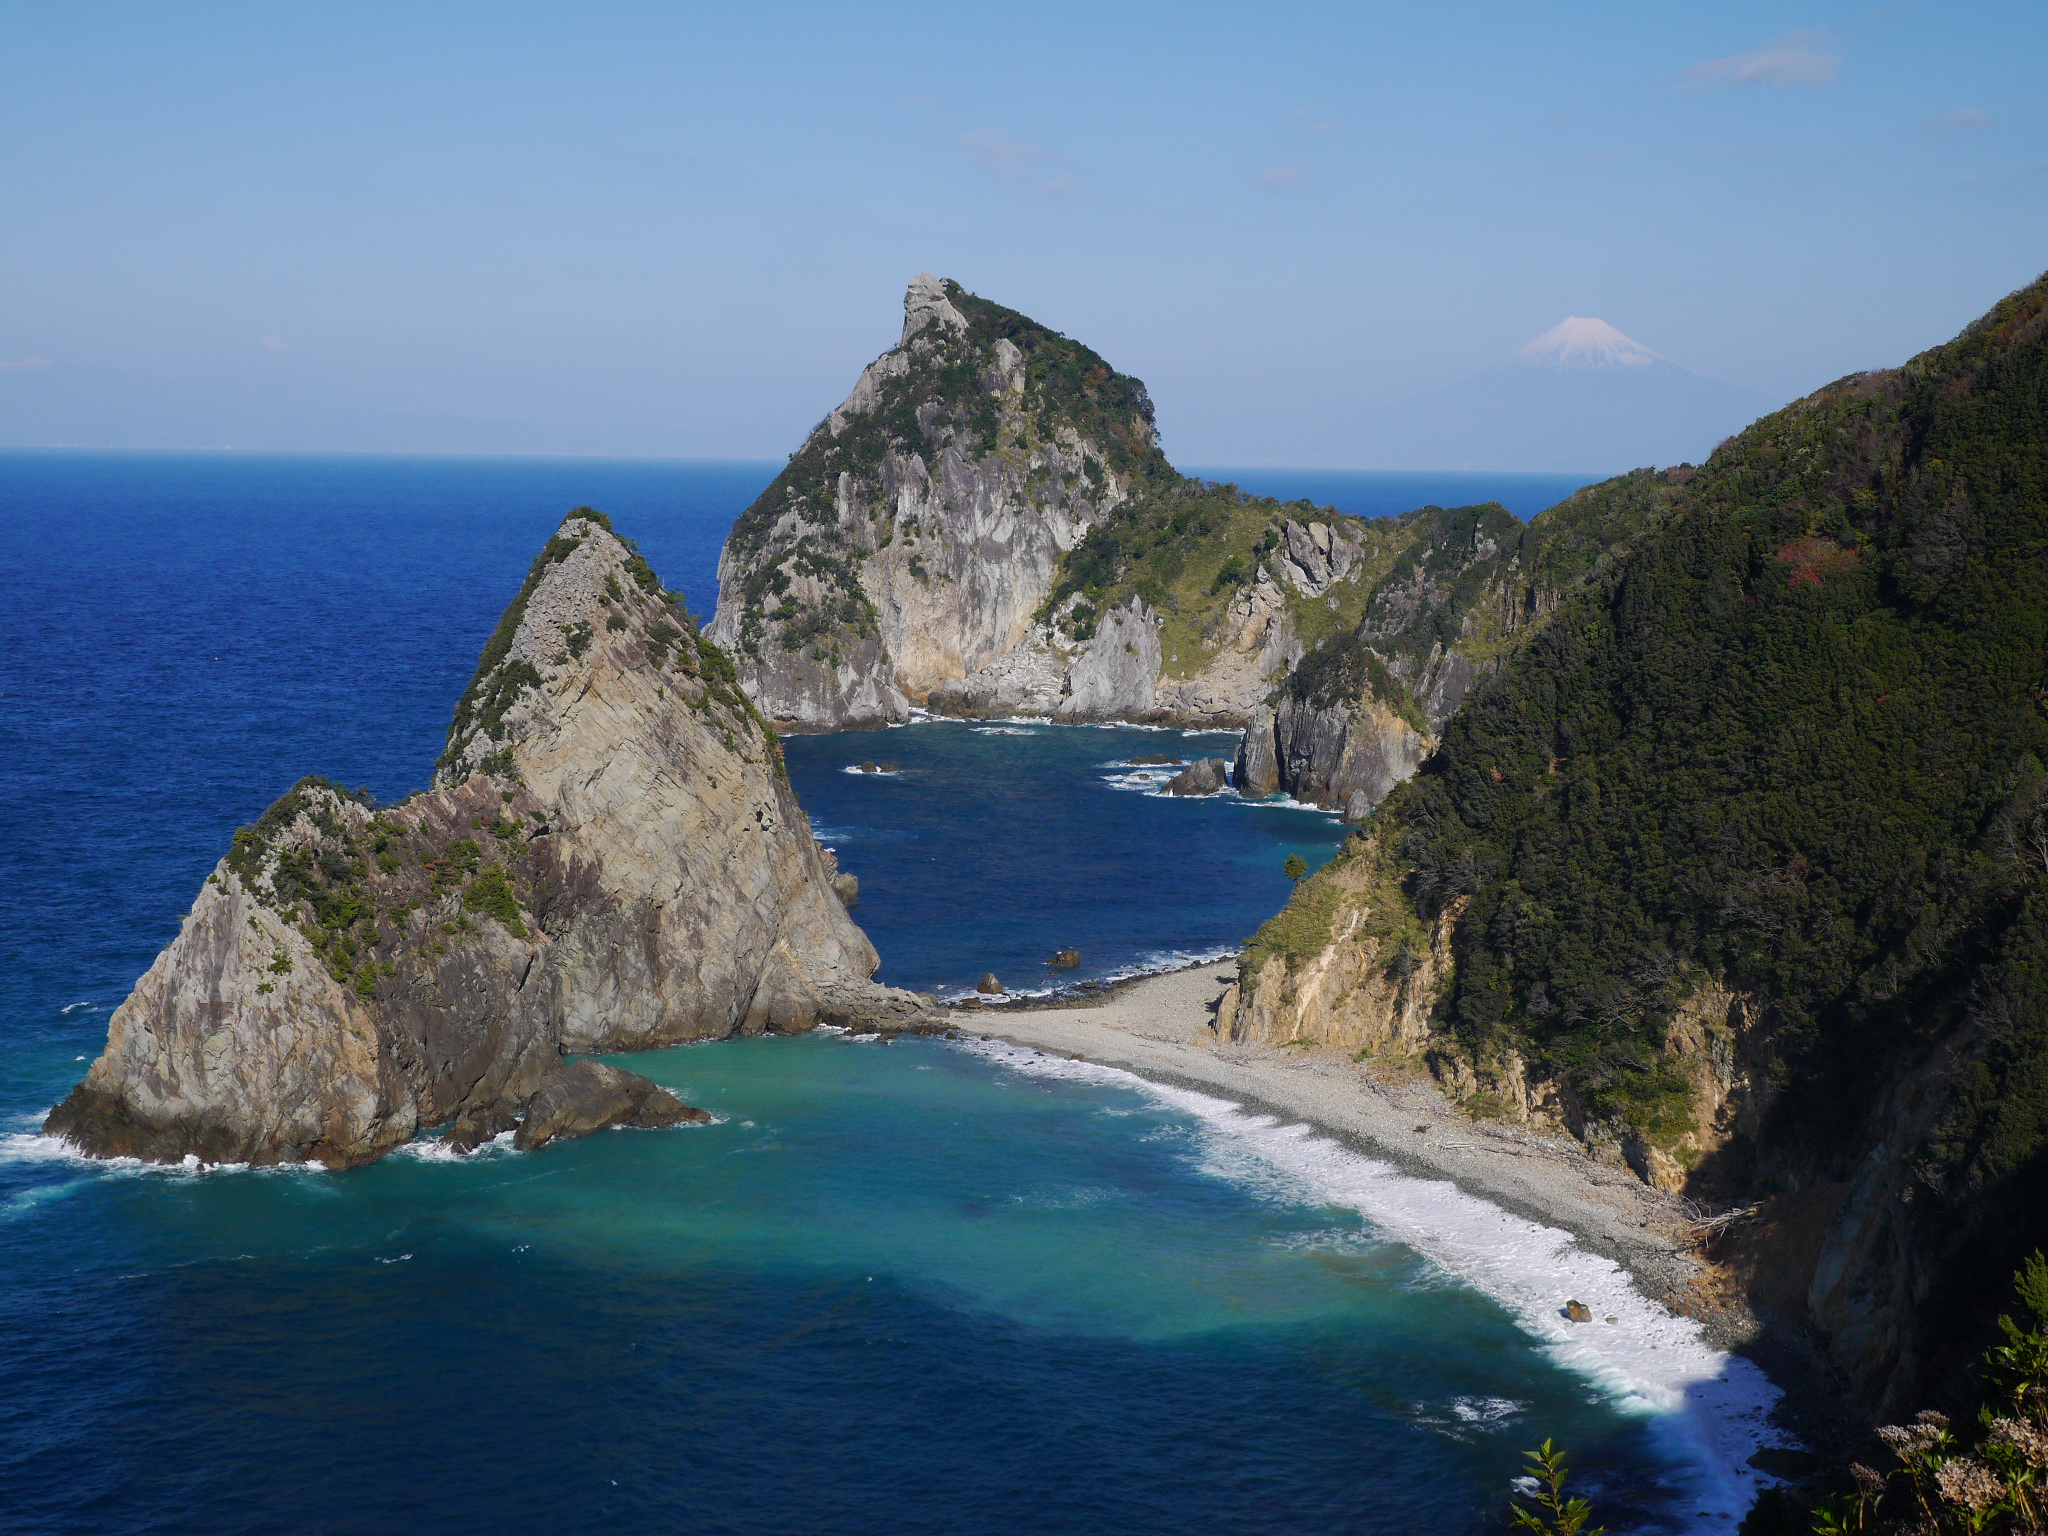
[[1812, 1255, 2048, 1533], [1510, 1439, 1606, 1535]]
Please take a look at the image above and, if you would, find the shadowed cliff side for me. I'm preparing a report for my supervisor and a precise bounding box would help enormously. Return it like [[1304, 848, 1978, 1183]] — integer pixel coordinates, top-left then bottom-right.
[[46, 511, 936, 1168], [1221, 271, 2048, 1411], [1236, 476, 1681, 819]]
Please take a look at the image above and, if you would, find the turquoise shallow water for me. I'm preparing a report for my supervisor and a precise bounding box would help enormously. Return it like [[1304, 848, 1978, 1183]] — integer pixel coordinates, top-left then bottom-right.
[[5, 1032, 1692, 1532], [0, 453, 1755, 1531]]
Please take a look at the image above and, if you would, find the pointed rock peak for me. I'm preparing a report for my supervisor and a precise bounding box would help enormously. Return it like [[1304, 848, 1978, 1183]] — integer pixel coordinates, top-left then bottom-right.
[[1510, 316, 1665, 370], [902, 273, 969, 345]]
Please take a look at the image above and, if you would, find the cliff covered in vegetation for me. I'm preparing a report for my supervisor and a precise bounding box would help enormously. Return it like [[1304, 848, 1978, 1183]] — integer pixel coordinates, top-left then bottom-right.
[[1236, 474, 1683, 817], [48, 512, 933, 1168], [1226, 271, 2048, 1409]]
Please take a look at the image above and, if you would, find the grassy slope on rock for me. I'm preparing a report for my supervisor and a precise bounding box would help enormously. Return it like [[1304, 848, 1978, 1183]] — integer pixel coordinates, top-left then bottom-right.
[[1250, 271, 2048, 1360], [1040, 479, 1412, 671]]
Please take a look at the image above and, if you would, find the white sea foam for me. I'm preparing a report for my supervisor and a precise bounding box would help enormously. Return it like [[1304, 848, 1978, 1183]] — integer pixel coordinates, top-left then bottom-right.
[[0, 1131, 319, 1180], [390, 1129, 519, 1162], [953, 1038, 1786, 1532], [58, 1001, 102, 1014], [970, 726, 1038, 736], [1100, 768, 1180, 794], [933, 946, 1240, 1006], [1096, 767, 1343, 820], [1226, 790, 1344, 818], [839, 765, 906, 778]]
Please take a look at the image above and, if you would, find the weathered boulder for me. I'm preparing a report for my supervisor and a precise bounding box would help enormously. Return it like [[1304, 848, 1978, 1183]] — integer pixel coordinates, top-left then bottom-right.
[[46, 510, 940, 1169], [512, 1060, 710, 1152], [977, 974, 1004, 995], [1049, 950, 1080, 969], [1164, 759, 1230, 796]]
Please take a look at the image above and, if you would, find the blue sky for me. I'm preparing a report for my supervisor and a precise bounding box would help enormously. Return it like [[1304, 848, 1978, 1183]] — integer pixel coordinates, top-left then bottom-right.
[[2, 1, 2042, 463]]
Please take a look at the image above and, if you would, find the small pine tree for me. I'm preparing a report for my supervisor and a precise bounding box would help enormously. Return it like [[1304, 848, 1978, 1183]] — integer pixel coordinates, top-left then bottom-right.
[[1510, 1440, 1604, 1535], [1284, 854, 1308, 882]]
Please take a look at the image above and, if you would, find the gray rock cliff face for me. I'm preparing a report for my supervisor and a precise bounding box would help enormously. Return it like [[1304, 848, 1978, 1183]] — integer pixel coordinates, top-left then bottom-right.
[[1236, 696, 1428, 820], [708, 276, 1159, 729], [46, 512, 934, 1169], [708, 278, 1390, 732]]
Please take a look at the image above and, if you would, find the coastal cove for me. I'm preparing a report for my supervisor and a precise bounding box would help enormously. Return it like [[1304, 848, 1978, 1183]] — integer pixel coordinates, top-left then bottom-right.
[[0, 453, 1778, 1532]]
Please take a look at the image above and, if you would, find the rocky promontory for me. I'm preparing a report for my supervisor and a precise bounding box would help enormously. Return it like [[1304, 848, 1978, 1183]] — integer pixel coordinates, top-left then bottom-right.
[[707, 276, 1414, 732], [46, 510, 936, 1168], [1221, 271, 2048, 1409], [1233, 479, 1681, 819]]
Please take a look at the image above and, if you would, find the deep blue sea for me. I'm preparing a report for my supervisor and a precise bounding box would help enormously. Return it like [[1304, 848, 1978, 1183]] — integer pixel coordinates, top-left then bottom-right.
[[0, 453, 1765, 1534]]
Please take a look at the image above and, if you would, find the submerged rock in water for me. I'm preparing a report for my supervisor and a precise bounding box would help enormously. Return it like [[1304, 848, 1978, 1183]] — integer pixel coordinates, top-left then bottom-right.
[[1128, 754, 1183, 767], [46, 510, 940, 1170], [1564, 1299, 1593, 1323], [1165, 759, 1230, 796], [512, 1060, 710, 1152], [1049, 949, 1080, 969]]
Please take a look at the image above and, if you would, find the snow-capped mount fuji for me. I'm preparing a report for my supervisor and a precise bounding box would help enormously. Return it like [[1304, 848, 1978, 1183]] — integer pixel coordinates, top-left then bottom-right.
[[1508, 316, 1664, 370], [1352, 317, 1774, 473]]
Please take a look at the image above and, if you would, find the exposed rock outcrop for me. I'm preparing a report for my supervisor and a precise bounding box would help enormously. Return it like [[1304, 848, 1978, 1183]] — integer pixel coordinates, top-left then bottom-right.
[[512, 1060, 711, 1152], [46, 511, 937, 1169], [707, 276, 1166, 729], [1234, 486, 1677, 819], [710, 277, 1393, 731], [1164, 759, 1230, 796], [1220, 839, 1454, 1059], [1235, 696, 1428, 819]]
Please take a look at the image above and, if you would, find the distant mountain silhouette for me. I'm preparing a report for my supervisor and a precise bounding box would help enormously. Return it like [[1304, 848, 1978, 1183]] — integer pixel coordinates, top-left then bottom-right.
[[1355, 318, 1776, 474]]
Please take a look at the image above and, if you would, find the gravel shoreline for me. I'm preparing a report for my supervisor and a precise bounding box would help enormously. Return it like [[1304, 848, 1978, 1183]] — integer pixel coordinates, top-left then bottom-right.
[[956, 962, 1744, 1345], [951, 960, 1865, 1489]]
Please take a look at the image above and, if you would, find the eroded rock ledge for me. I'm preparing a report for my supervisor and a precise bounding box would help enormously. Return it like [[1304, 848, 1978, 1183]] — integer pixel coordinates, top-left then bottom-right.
[[46, 511, 940, 1169]]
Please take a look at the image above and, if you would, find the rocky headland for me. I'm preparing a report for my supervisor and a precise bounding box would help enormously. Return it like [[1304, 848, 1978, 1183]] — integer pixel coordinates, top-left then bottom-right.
[[706, 274, 1699, 829], [707, 275, 1478, 746], [46, 510, 937, 1169], [1219, 272, 2048, 1413]]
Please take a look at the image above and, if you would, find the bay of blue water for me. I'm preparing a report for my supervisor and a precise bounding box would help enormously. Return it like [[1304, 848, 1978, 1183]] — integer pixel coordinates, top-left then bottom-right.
[[0, 453, 1707, 1532]]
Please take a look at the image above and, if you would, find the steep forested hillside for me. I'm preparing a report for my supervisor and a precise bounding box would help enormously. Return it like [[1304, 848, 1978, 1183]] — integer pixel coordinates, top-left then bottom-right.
[[1238, 272, 2048, 1405]]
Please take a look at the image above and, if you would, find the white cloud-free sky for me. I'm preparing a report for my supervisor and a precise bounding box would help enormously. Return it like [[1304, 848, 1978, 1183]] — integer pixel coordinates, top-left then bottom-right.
[[2, 0, 2042, 463]]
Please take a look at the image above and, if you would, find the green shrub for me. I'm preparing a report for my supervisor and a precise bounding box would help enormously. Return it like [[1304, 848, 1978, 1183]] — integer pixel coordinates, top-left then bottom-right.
[[463, 864, 527, 939]]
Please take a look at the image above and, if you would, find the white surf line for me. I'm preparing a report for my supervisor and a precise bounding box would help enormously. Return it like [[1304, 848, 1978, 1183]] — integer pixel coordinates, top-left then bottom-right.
[[0, 1130, 328, 1179], [933, 945, 1241, 1006], [954, 1037, 1786, 1534]]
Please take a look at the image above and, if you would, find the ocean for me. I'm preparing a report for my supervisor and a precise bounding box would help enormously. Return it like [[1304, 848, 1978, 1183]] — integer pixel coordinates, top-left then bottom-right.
[[0, 453, 1768, 1533]]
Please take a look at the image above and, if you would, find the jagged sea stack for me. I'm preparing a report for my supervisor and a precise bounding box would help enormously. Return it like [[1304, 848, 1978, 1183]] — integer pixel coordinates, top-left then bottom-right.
[[46, 511, 933, 1168], [706, 275, 1173, 728]]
